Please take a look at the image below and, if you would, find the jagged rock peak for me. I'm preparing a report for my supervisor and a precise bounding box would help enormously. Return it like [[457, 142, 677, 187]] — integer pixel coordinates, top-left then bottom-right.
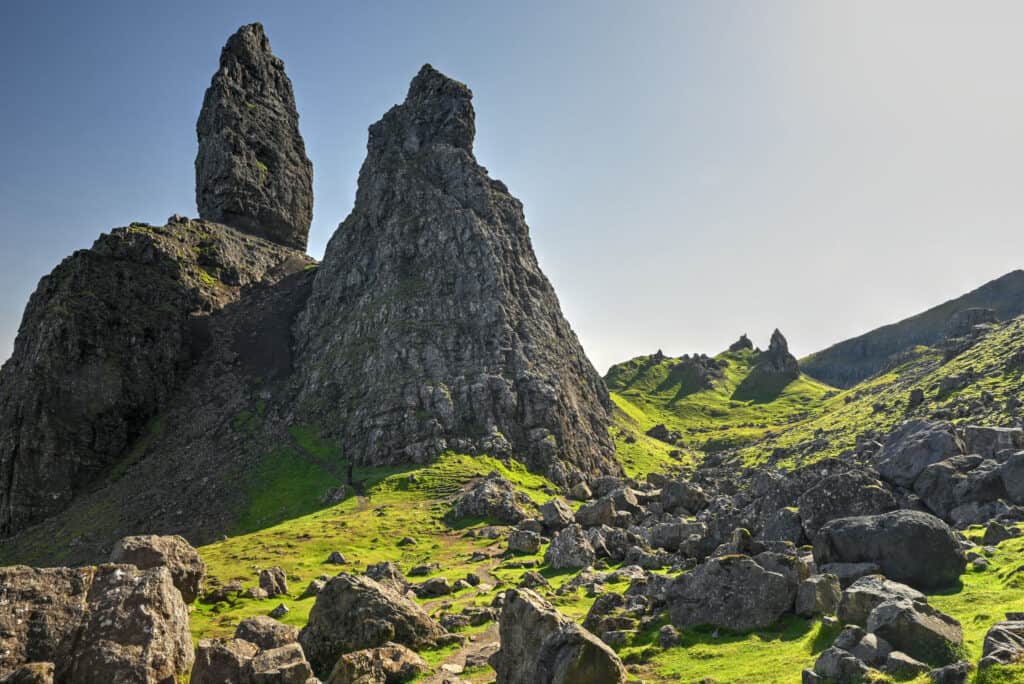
[[369, 64, 476, 154], [729, 334, 754, 352], [756, 329, 800, 378], [195, 22, 313, 250], [295, 65, 619, 488]]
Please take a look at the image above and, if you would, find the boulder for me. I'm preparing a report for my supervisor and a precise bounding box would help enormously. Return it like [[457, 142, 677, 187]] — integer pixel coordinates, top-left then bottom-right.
[[544, 524, 596, 570], [838, 575, 926, 626], [298, 574, 451, 677], [668, 555, 793, 632], [575, 498, 616, 528], [811, 646, 871, 683], [0, 564, 194, 682], [259, 566, 289, 598], [914, 455, 1005, 520], [189, 639, 260, 684], [796, 574, 841, 617], [819, 562, 882, 588], [247, 643, 315, 683], [928, 661, 974, 684], [867, 599, 963, 666], [109, 534, 207, 603], [876, 420, 962, 487], [660, 480, 708, 514], [489, 588, 627, 684], [539, 498, 575, 531], [0, 663, 54, 684], [813, 510, 965, 590], [450, 473, 531, 524], [508, 529, 542, 554], [796, 470, 897, 540], [234, 616, 299, 650], [980, 620, 1024, 669], [325, 642, 429, 684], [1000, 452, 1024, 504], [364, 561, 409, 593], [963, 426, 1024, 457]]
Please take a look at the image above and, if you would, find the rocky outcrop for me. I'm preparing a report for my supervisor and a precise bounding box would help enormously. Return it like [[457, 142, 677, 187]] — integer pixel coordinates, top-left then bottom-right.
[[813, 510, 965, 591], [755, 329, 800, 379], [109, 534, 206, 603], [191, 638, 314, 684], [234, 616, 300, 650], [449, 473, 532, 523], [0, 218, 309, 537], [875, 420, 963, 488], [490, 588, 627, 684], [325, 642, 429, 684], [0, 563, 193, 681], [729, 334, 754, 352], [980, 620, 1024, 669], [293, 64, 618, 487], [298, 573, 453, 677], [195, 23, 313, 250]]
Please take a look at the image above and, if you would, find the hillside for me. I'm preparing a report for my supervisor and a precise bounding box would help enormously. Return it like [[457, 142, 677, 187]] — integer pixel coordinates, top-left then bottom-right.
[[801, 269, 1024, 388]]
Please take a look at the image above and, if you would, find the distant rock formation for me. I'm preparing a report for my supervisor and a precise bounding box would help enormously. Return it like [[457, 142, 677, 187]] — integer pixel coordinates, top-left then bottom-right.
[[729, 334, 754, 352], [195, 23, 313, 250], [0, 218, 309, 536], [294, 65, 619, 487], [755, 329, 800, 379], [802, 270, 1024, 388]]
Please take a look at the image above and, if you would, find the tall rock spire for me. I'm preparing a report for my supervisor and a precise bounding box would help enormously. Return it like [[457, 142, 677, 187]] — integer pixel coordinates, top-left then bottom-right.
[[195, 22, 313, 250], [295, 65, 619, 487]]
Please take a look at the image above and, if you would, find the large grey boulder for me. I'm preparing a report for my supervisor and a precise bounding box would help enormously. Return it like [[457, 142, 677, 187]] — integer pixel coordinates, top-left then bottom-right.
[[325, 642, 429, 684], [867, 599, 963, 666], [667, 555, 794, 632], [1000, 451, 1024, 504], [963, 426, 1024, 457], [109, 534, 207, 603], [189, 639, 259, 684], [195, 23, 313, 250], [234, 616, 300, 650], [796, 469, 897, 540], [450, 473, 532, 524], [298, 573, 452, 677], [489, 588, 627, 684], [796, 574, 841, 617], [0, 564, 193, 682], [913, 455, 1005, 520], [813, 510, 965, 591], [875, 420, 962, 487], [293, 64, 619, 486], [544, 524, 596, 569], [540, 498, 575, 531], [979, 620, 1024, 669], [837, 575, 926, 626]]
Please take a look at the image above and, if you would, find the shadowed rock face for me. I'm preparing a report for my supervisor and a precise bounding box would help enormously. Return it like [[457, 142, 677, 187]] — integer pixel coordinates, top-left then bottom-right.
[[294, 64, 619, 487], [196, 22, 313, 250]]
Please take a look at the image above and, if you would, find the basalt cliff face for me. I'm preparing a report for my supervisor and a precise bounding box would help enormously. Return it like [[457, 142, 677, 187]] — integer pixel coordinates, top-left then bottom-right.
[[294, 65, 619, 488], [0, 44, 616, 549]]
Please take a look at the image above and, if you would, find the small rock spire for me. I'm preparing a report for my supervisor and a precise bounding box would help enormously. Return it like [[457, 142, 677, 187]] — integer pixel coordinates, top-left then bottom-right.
[[195, 22, 313, 250]]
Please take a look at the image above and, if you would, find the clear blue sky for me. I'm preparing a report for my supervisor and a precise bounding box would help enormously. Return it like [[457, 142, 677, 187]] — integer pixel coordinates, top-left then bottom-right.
[[2, 1, 1023, 373]]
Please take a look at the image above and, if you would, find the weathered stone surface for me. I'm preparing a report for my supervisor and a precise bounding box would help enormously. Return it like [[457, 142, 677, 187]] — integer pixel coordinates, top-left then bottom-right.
[[259, 566, 289, 597], [293, 64, 618, 487], [109, 534, 206, 603], [539, 498, 575, 531], [0, 662, 54, 684], [796, 574, 841, 617], [299, 573, 451, 677], [980, 620, 1024, 669], [508, 529, 542, 554], [195, 23, 313, 249], [0, 219, 309, 537], [796, 469, 897, 540], [668, 555, 793, 632], [914, 455, 1005, 521], [963, 426, 1024, 457], [813, 510, 965, 591], [191, 638, 260, 684], [867, 599, 963, 666], [660, 480, 708, 515], [0, 563, 192, 682], [544, 524, 596, 570], [875, 420, 962, 488], [811, 646, 871, 683], [235, 616, 300, 650], [490, 588, 626, 684], [837, 575, 926, 626], [752, 329, 800, 380], [247, 643, 314, 683], [450, 473, 531, 524], [325, 642, 429, 684]]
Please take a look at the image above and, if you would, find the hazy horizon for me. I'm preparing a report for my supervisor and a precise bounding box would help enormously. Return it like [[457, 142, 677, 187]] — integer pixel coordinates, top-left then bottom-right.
[[2, 0, 1023, 375]]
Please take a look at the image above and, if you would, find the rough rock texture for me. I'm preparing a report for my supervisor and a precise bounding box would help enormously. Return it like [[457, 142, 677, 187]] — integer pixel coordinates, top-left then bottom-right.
[[195, 23, 313, 249], [980, 620, 1024, 669], [837, 575, 927, 627], [449, 473, 532, 523], [0, 563, 192, 682], [544, 524, 596, 569], [867, 599, 963, 666], [0, 218, 310, 538], [668, 555, 794, 632], [754, 329, 800, 379], [298, 573, 452, 677], [876, 420, 963, 488], [814, 510, 965, 591], [796, 574, 841, 617], [234, 616, 300, 650], [109, 534, 206, 603], [293, 64, 618, 487], [191, 639, 259, 684], [490, 588, 627, 684], [0, 663, 55, 684], [796, 469, 897, 541], [325, 642, 429, 684]]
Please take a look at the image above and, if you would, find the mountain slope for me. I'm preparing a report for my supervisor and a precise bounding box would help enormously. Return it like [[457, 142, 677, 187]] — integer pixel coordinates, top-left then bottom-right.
[[801, 269, 1024, 388]]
